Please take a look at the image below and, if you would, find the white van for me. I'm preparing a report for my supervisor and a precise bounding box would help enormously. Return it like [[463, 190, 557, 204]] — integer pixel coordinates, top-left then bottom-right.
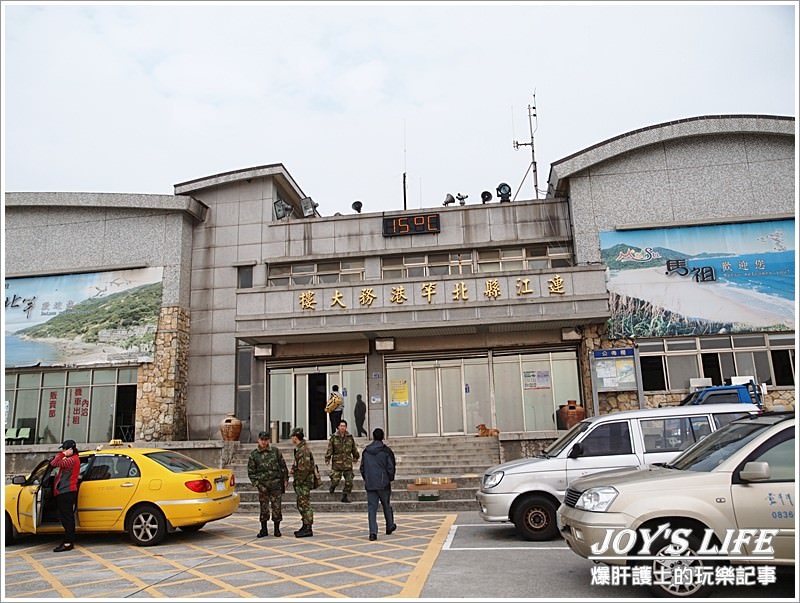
[[475, 403, 760, 540]]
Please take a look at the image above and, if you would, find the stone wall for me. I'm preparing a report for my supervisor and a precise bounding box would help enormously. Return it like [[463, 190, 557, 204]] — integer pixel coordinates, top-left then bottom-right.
[[136, 306, 191, 441]]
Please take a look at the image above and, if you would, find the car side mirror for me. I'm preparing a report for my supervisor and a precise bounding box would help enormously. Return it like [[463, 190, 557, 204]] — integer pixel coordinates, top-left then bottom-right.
[[568, 443, 583, 459], [739, 461, 770, 482], [12, 475, 26, 485]]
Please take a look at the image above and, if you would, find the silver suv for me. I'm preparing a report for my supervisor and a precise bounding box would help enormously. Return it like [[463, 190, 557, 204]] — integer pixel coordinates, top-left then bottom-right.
[[558, 412, 795, 597], [476, 404, 760, 540]]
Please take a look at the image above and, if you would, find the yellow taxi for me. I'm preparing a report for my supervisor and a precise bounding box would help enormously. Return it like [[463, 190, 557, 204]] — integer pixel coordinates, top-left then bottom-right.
[[5, 440, 239, 546]]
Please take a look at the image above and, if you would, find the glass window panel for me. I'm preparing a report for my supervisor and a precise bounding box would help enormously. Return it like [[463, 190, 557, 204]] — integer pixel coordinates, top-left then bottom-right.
[[14, 389, 40, 433], [734, 352, 756, 379], [478, 250, 500, 260], [637, 340, 665, 352], [341, 366, 366, 433], [42, 372, 65, 386], [768, 334, 795, 346], [292, 264, 315, 274], [340, 272, 364, 282], [732, 334, 765, 347], [581, 421, 632, 456], [18, 373, 42, 388], [719, 352, 736, 383], [527, 259, 548, 269], [237, 266, 253, 289], [62, 386, 90, 443], [552, 357, 581, 415], [67, 371, 91, 385], [464, 359, 491, 434], [268, 277, 290, 286], [501, 248, 523, 259], [236, 390, 251, 422], [493, 360, 523, 431], [453, 252, 472, 261], [237, 348, 252, 386], [317, 261, 340, 272], [318, 274, 339, 283], [269, 265, 291, 276], [89, 386, 115, 443], [268, 371, 294, 439], [382, 269, 403, 279], [753, 351, 772, 385], [291, 275, 313, 285], [440, 366, 465, 433], [383, 256, 404, 267], [526, 244, 548, 257], [118, 368, 138, 383], [666, 355, 700, 390], [428, 253, 450, 264], [551, 259, 572, 268], [387, 366, 413, 436], [404, 255, 426, 265], [406, 267, 425, 277], [666, 338, 697, 351], [340, 259, 364, 270], [478, 262, 501, 273], [93, 369, 117, 384], [699, 337, 732, 350], [701, 353, 723, 385], [522, 358, 555, 431], [5, 373, 17, 388], [502, 260, 524, 270], [428, 265, 450, 276], [549, 245, 571, 255]]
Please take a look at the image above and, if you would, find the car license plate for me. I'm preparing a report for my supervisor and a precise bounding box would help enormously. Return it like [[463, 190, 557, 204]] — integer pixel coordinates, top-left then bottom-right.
[[215, 478, 226, 492]]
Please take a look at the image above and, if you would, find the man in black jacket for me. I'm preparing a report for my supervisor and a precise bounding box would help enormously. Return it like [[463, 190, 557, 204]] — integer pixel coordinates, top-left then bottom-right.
[[359, 427, 397, 541]]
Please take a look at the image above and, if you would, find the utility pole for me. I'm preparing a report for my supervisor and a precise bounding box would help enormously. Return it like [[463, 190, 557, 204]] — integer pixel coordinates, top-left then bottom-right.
[[513, 94, 539, 200]]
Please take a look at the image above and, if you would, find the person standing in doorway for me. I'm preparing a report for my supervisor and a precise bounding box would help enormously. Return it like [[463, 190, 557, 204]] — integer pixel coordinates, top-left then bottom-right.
[[325, 419, 359, 503], [289, 427, 315, 538], [353, 394, 368, 437], [247, 430, 289, 538], [325, 384, 344, 436], [50, 439, 80, 552], [359, 428, 397, 541]]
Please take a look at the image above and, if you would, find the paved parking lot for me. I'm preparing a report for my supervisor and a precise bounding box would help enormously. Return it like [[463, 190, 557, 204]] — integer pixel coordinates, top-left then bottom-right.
[[4, 511, 796, 599]]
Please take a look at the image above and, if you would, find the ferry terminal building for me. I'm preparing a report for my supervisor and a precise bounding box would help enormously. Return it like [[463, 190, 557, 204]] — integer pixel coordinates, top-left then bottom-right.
[[4, 114, 795, 449]]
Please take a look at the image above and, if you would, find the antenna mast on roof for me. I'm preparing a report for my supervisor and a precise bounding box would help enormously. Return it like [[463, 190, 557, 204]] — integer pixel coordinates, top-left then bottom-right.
[[512, 93, 539, 200]]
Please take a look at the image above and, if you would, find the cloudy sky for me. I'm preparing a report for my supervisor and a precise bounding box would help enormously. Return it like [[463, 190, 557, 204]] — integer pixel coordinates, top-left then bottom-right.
[[2, 2, 796, 216]]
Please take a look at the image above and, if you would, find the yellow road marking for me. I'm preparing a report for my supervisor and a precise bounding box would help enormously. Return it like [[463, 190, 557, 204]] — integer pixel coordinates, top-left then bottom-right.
[[77, 546, 167, 597], [397, 513, 456, 597], [18, 552, 74, 598]]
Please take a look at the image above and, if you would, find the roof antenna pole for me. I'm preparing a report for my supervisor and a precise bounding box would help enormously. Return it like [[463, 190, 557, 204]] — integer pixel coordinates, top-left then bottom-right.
[[513, 92, 539, 200]]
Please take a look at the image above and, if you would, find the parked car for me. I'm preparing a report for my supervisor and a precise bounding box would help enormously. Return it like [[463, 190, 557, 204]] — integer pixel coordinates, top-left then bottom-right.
[[558, 412, 795, 597], [5, 441, 239, 546], [679, 381, 764, 409], [476, 403, 760, 541]]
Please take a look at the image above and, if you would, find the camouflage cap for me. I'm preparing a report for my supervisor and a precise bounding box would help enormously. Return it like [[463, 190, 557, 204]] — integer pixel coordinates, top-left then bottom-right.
[[290, 427, 304, 439], [257, 430, 270, 440]]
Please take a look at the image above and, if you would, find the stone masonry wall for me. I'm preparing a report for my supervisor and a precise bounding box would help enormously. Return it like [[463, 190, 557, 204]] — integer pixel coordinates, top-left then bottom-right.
[[136, 306, 190, 441]]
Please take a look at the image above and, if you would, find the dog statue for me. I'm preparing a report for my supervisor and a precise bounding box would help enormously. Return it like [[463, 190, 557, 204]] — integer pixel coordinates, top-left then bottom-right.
[[476, 423, 500, 437]]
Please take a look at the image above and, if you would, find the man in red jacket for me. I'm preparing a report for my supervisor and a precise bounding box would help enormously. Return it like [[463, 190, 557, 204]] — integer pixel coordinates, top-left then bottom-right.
[[50, 439, 80, 552]]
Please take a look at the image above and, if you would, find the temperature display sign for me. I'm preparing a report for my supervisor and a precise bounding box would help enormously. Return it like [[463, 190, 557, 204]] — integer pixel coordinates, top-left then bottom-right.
[[382, 213, 441, 237]]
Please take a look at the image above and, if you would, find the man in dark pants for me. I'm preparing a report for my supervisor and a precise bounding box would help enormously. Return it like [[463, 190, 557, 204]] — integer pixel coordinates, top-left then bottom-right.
[[50, 439, 80, 552], [359, 428, 397, 541], [247, 430, 289, 537]]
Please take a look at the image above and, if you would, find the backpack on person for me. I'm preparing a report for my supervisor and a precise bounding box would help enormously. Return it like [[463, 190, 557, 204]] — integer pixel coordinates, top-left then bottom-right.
[[325, 392, 343, 414]]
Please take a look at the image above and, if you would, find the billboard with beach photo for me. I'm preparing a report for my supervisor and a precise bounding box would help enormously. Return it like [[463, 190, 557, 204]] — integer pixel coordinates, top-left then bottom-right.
[[600, 219, 794, 339], [5, 267, 163, 368]]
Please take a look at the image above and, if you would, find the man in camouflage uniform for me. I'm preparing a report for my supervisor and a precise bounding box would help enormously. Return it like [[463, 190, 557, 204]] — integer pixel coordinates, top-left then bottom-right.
[[247, 430, 289, 537], [325, 419, 360, 503], [290, 427, 315, 538]]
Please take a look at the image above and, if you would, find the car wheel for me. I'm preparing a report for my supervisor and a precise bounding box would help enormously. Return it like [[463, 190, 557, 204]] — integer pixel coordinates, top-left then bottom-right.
[[179, 523, 206, 533], [640, 532, 717, 598], [128, 505, 167, 546], [512, 495, 558, 541], [5, 513, 17, 545]]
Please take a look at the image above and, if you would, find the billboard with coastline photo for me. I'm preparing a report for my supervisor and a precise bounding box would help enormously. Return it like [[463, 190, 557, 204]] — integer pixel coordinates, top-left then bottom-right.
[[5, 267, 164, 368], [600, 220, 794, 339]]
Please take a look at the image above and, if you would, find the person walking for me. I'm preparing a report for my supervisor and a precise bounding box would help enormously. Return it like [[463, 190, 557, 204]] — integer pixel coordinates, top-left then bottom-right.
[[50, 439, 80, 552], [359, 428, 397, 541], [247, 430, 289, 538], [325, 385, 344, 436], [289, 427, 315, 538], [353, 394, 368, 437], [325, 419, 359, 503]]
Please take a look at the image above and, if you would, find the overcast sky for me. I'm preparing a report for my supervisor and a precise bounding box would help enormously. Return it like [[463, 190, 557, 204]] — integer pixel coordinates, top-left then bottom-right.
[[2, 2, 797, 216]]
